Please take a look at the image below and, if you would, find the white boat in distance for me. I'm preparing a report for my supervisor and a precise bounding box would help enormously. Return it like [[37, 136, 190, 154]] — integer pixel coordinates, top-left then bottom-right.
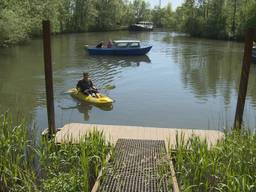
[[129, 21, 153, 31]]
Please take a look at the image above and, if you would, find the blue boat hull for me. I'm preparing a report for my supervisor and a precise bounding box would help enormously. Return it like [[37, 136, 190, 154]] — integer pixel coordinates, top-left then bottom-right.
[[86, 46, 152, 55]]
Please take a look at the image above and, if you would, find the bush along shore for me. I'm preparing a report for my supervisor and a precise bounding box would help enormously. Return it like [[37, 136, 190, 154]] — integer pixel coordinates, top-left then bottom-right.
[[0, 113, 111, 192], [172, 130, 256, 192], [2, 0, 255, 46]]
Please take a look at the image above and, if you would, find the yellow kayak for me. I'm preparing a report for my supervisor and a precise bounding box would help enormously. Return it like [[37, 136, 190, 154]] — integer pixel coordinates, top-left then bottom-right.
[[69, 88, 113, 104]]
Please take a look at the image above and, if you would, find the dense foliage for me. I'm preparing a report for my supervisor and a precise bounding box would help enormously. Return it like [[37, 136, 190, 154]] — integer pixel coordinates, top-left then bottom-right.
[[0, 113, 110, 191], [0, 0, 152, 46], [0, 0, 255, 45], [173, 130, 256, 192], [174, 0, 256, 40]]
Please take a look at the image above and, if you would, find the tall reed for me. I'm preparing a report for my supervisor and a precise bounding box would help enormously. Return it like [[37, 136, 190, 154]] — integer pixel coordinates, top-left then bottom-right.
[[172, 130, 256, 192], [0, 113, 110, 192], [0, 112, 38, 191]]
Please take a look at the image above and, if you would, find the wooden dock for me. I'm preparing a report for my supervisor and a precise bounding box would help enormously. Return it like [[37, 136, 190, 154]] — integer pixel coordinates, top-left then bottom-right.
[[55, 123, 224, 148], [54, 123, 224, 191]]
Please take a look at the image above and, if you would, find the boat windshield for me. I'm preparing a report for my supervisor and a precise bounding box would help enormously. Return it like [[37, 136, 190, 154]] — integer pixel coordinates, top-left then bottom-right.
[[115, 42, 128, 48], [113, 41, 141, 48], [129, 42, 140, 48], [138, 21, 153, 26]]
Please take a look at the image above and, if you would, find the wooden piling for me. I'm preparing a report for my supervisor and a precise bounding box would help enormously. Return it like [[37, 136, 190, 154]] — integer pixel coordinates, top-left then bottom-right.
[[234, 28, 255, 129], [42, 20, 56, 135]]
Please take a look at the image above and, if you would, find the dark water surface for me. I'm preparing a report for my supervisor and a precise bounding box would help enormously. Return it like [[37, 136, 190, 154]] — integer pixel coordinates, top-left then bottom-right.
[[1, 31, 256, 131]]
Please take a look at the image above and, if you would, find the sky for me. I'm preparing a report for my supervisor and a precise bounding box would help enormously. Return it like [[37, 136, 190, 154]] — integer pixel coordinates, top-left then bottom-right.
[[147, 0, 184, 10]]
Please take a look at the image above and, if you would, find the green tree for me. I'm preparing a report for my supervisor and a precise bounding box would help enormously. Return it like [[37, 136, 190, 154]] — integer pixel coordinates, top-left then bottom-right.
[[173, 0, 256, 40], [152, 3, 175, 29], [133, 0, 151, 22]]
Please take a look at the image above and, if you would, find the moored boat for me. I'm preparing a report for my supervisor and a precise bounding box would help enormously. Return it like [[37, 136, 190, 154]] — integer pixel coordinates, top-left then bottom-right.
[[129, 21, 153, 31], [85, 40, 152, 56]]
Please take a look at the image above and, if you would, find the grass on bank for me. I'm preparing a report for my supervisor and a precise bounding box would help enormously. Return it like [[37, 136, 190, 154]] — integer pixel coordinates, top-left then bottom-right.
[[172, 130, 256, 192], [0, 113, 111, 192]]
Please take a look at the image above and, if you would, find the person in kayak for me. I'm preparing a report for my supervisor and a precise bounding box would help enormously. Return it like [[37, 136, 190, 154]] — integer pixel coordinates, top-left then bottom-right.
[[76, 72, 100, 98]]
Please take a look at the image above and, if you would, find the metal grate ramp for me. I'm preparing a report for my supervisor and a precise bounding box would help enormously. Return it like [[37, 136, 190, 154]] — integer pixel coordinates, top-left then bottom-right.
[[98, 139, 171, 192]]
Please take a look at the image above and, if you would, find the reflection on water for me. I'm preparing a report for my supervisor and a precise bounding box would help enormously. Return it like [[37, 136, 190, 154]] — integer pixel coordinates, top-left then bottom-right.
[[62, 100, 113, 121], [168, 35, 256, 106], [77, 103, 93, 121], [89, 55, 151, 66], [1, 31, 256, 130]]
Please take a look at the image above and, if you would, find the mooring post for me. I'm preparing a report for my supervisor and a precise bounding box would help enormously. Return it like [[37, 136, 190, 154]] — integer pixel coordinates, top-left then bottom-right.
[[42, 20, 56, 136], [234, 28, 255, 129]]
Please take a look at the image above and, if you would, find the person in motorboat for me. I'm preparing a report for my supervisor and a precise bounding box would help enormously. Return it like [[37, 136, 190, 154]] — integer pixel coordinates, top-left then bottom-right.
[[76, 72, 100, 98], [96, 41, 104, 48], [107, 40, 113, 48]]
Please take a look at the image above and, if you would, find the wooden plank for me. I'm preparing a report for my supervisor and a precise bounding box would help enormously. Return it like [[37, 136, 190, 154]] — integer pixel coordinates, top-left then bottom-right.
[[55, 123, 224, 148]]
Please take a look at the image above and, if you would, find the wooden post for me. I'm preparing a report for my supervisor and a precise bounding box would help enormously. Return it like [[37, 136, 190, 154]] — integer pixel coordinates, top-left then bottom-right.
[[42, 20, 56, 135], [234, 28, 255, 129]]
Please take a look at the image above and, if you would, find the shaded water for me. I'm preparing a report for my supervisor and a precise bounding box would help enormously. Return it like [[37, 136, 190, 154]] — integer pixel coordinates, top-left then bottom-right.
[[1, 31, 256, 131]]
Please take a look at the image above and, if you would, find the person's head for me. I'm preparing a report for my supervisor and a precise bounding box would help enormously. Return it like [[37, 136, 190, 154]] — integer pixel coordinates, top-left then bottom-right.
[[83, 72, 90, 80]]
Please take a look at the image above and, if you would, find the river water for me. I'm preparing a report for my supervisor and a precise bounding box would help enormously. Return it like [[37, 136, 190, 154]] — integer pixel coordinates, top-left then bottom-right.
[[1, 31, 256, 131]]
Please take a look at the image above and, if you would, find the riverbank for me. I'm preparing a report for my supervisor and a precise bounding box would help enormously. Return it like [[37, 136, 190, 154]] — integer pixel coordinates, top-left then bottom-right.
[[1, 0, 255, 47], [1, 112, 256, 191], [1, 27, 249, 48], [0, 26, 130, 48]]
